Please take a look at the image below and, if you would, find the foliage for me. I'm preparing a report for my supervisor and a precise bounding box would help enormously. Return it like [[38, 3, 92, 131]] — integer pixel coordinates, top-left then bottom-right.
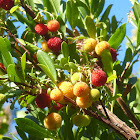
[[0, 0, 140, 140]]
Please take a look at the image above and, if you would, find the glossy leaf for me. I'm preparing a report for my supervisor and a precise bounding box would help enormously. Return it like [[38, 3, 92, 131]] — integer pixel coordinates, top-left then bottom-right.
[[85, 16, 96, 38], [107, 74, 117, 83], [10, 5, 19, 13], [66, 0, 79, 29], [111, 15, 118, 33], [7, 64, 24, 83], [133, 2, 140, 23], [100, 4, 112, 22], [101, 50, 113, 76], [15, 118, 53, 139], [21, 52, 26, 80], [108, 23, 126, 49], [0, 37, 14, 68], [61, 41, 69, 60], [37, 50, 57, 83], [137, 19, 140, 47]]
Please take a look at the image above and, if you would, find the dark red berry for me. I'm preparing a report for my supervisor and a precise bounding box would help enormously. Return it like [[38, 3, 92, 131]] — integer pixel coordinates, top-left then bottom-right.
[[91, 69, 107, 87], [2, 0, 14, 10], [34, 24, 48, 35], [110, 48, 117, 62], [35, 93, 51, 109], [53, 103, 64, 111], [47, 37, 63, 52], [0, 0, 3, 8], [0, 63, 6, 71]]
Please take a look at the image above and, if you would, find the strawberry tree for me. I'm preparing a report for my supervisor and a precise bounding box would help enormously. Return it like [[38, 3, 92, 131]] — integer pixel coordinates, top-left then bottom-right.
[[0, 0, 140, 140]]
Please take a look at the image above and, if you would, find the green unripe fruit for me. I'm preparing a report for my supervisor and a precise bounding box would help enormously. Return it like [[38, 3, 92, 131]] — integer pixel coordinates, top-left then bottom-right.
[[71, 72, 86, 85], [90, 89, 100, 101], [0, 94, 6, 105], [72, 115, 91, 127], [83, 38, 97, 52]]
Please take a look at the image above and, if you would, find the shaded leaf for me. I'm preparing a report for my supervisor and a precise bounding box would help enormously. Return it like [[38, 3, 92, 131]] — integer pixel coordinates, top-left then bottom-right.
[[61, 41, 69, 60]]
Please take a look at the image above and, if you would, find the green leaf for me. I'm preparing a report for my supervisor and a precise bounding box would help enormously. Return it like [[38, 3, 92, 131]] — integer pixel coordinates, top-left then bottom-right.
[[66, 0, 79, 29], [10, 5, 19, 13], [111, 15, 118, 33], [27, 0, 35, 10], [15, 118, 53, 139], [2, 137, 13, 140], [101, 49, 113, 76], [108, 23, 126, 49], [7, 64, 24, 83], [85, 16, 96, 38], [18, 39, 40, 52], [0, 37, 14, 68], [21, 52, 26, 80], [100, 4, 112, 22], [137, 19, 140, 47], [42, 0, 60, 15], [107, 74, 117, 83], [37, 50, 57, 83], [133, 2, 140, 23], [61, 41, 69, 60], [3, 37, 12, 52]]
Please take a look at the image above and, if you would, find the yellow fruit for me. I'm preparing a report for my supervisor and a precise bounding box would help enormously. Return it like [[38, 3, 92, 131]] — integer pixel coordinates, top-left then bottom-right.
[[76, 94, 92, 108], [44, 112, 62, 131], [71, 72, 86, 85], [50, 88, 64, 102], [73, 82, 89, 97], [89, 89, 101, 101], [95, 41, 110, 56], [41, 40, 52, 52], [59, 81, 74, 99], [83, 38, 97, 52], [72, 115, 91, 127]]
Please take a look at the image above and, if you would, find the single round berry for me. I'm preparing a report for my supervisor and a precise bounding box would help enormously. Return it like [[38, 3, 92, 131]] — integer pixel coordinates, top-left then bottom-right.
[[91, 70, 107, 87], [72, 115, 91, 127], [53, 103, 64, 111], [35, 93, 51, 109], [83, 38, 97, 52], [95, 41, 110, 56], [73, 82, 89, 97], [110, 48, 117, 62], [50, 88, 64, 102], [34, 24, 48, 35], [47, 20, 60, 32], [47, 37, 63, 52], [58, 81, 74, 99], [41, 40, 52, 52], [44, 112, 62, 131], [71, 72, 86, 85], [76, 94, 92, 109], [89, 89, 101, 101], [2, 0, 14, 10]]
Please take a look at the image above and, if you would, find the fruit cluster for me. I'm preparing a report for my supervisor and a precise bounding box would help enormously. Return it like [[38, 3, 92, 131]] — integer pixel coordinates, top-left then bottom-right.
[[0, 0, 14, 10]]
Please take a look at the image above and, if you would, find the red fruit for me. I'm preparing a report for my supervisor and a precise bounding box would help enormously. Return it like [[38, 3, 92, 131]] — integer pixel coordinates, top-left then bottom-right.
[[53, 103, 64, 111], [0, 63, 6, 71], [34, 24, 48, 35], [0, 0, 3, 8], [35, 93, 51, 109], [91, 70, 107, 87], [2, 0, 14, 10], [47, 37, 63, 52], [47, 20, 60, 32], [110, 48, 117, 62]]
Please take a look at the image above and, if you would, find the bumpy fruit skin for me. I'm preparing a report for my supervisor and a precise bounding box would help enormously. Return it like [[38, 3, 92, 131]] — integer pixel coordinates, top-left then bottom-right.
[[73, 82, 89, 97], [71, 72, 86, 85], [47, 37, 63, 52], [47, 20, 60, 32], [50, 88, 64, 102], [58, 81, 74, 99], [95, 41, 110, 56], [41, 40, 52, 52], [53, 103, 64, 111], [44, 112, 62, 130], [91, 70, 107, 87], [76, 94, 92, 108], [0, 94, 6, 105], [2, 0, 14, 10], [83, 38, 97, 52], [35, 93, 51, 109], [34, 24, 48, 35], [72, 115, 91, 127], [90, 89, 101, 101], [110, 48, 117, 62]]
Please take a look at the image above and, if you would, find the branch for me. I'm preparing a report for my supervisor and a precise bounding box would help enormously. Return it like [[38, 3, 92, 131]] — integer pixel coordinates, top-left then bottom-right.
[[64, 96, 138, 140]]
